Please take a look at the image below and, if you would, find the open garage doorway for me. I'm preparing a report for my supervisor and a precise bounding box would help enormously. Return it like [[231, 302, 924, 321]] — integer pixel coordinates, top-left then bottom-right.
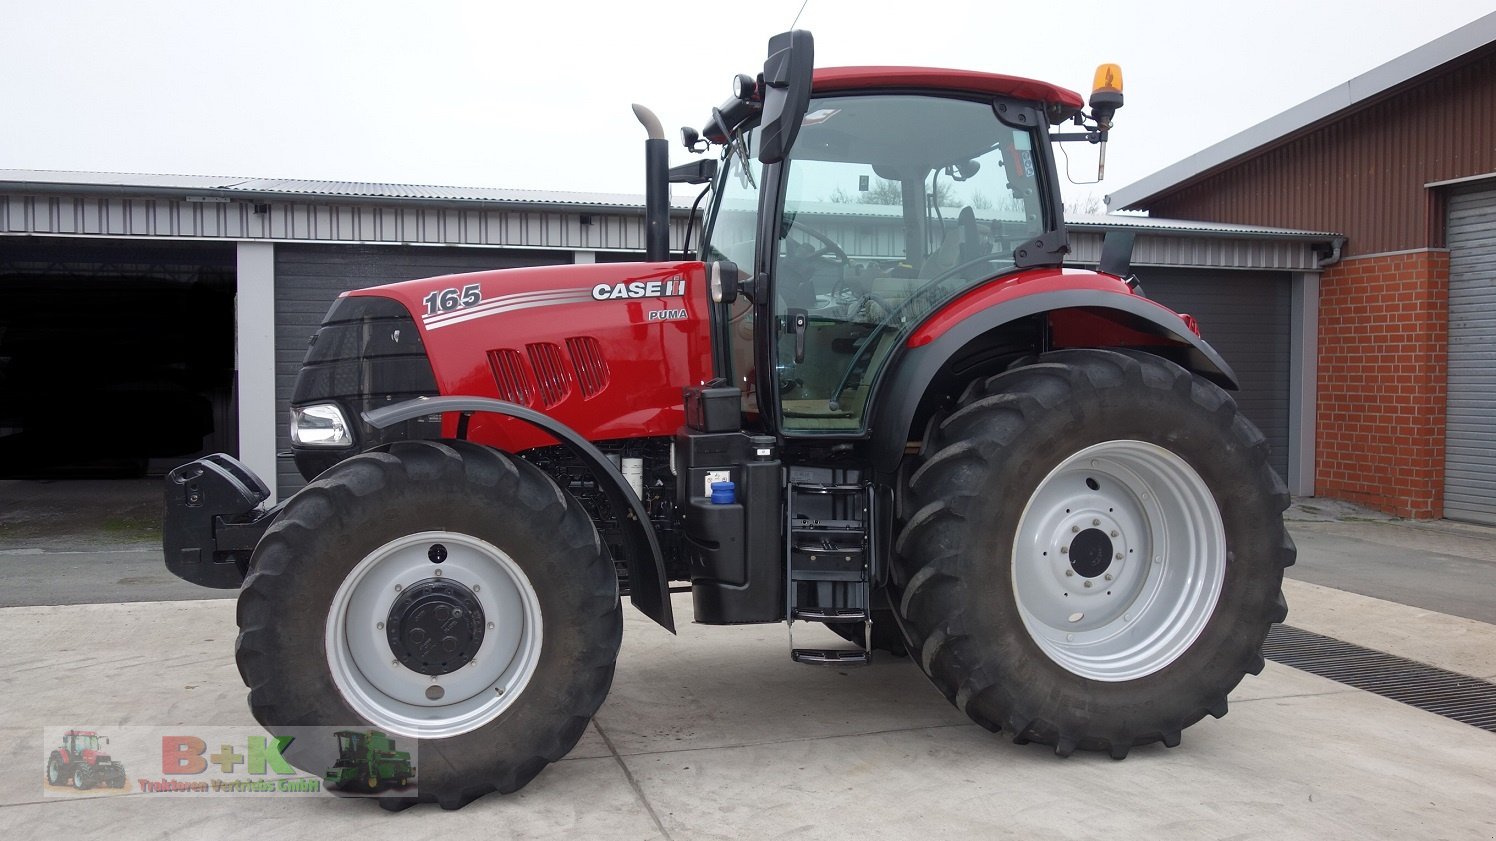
[[0, 238, 236, 478]]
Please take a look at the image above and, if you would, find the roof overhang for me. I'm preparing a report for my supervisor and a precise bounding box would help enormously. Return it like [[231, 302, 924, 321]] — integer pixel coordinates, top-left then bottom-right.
[[1109, 11, 1496, 210], [0, 169, 697, 214]]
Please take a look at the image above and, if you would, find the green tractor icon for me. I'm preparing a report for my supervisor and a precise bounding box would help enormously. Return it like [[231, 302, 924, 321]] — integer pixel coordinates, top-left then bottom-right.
[[324, 730, 414, 792]]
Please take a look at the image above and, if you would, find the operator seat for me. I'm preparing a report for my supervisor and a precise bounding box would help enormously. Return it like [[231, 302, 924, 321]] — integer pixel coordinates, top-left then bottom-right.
[[862, 206, 982, 315]]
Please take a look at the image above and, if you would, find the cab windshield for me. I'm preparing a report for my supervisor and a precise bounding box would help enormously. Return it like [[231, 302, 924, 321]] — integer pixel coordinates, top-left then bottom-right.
[[702, 93, 1051, 432]]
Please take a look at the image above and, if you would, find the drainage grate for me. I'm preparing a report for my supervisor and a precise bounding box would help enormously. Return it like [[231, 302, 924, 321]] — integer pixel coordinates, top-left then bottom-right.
[[1263, 625, 1496, 733]]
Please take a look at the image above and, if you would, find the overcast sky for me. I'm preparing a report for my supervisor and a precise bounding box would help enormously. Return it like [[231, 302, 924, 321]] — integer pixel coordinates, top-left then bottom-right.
[[3, 1, 1491, 208]]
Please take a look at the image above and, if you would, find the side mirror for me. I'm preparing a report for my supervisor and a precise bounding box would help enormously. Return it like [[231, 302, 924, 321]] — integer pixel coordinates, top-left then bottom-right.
[[710, 261, 740, 304], [757, 29, 814, 165]]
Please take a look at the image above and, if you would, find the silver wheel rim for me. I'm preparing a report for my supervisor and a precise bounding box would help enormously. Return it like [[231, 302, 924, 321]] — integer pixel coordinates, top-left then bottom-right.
[[47, 758, 60, 784], [1011, 440, 1226, 681], [325, 531, 543, 739]]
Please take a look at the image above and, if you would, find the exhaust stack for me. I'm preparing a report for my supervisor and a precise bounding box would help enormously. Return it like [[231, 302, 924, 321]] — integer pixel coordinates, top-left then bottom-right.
[[632, 104, 670, 262]]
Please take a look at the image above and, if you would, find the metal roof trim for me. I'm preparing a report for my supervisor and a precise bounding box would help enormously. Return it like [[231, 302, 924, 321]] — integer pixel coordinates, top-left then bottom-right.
[[1067, 213, 1339, 241], [1108, 11, 1496, 210], [0, 169, 697, 211], [0, 171, 1338, 242]]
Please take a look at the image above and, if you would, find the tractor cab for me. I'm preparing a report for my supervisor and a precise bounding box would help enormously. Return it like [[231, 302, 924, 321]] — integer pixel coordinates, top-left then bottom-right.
[[686, 33, 1090, 440], [65, 731, 100, 754]]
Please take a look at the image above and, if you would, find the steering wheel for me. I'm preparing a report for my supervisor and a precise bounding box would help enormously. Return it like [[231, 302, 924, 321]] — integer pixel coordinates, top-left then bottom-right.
[[790, 220, 849, 265], [780, 221, 850, 309]]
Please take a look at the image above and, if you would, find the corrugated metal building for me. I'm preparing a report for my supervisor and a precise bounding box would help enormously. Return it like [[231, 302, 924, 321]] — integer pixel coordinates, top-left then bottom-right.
[[1110, 11, 1496, 523], [2, 169, 1334, 499]]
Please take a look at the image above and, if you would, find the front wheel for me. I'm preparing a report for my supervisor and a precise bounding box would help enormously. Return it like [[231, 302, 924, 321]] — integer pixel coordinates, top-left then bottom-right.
[[892, 349, 1294, 757], [235, 440, 622, 809]]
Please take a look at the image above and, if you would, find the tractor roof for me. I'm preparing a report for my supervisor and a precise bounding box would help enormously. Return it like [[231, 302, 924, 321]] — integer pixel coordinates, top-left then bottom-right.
[[812, 66, 1084, 112]]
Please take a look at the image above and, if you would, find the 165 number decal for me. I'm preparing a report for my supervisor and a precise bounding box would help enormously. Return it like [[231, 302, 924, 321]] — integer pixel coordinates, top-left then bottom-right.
[[423, 283, 482, 316]]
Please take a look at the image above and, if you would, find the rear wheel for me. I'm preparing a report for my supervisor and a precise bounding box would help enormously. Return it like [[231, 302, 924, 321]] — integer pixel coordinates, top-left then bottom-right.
[[236, 440, 621, 809], [892, 349, 1293, 757]]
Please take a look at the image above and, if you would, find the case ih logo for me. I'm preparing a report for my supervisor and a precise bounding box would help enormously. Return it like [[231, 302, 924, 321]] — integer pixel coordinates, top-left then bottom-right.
[[591, 277, 686, 300]]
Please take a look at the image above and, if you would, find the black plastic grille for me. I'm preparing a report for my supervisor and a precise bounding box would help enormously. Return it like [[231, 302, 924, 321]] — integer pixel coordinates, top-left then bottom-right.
[[1264, 624, 1496, 733]]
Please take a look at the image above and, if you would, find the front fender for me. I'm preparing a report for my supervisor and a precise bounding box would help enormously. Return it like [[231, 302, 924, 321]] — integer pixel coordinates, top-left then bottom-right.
[[869, 288, 1240, 474], [363, 396, 676, 633]]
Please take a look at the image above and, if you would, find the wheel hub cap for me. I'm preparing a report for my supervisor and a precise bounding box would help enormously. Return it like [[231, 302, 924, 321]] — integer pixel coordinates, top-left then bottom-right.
[[1068, 528, 1114, 578], [386, 579, 486, 676]]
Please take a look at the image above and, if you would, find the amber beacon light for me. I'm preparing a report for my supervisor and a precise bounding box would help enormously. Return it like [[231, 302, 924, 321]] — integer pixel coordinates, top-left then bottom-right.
[[1089, 63, 1124, 130]]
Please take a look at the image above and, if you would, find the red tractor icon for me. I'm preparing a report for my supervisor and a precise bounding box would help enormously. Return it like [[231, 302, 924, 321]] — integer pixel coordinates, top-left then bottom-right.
[[46, 730, 126, 790]]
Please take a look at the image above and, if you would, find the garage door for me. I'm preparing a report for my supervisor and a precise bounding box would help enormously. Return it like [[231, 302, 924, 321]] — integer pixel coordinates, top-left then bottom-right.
[[1445, 186, 1496, 525], [274, 244, 571, 496], [1137, 269, 1293, 483], [0, 238, 236, 477]]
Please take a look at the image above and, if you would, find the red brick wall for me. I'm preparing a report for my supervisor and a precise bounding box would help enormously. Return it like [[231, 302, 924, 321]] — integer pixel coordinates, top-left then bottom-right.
[[1316, 250, 1449, 518]]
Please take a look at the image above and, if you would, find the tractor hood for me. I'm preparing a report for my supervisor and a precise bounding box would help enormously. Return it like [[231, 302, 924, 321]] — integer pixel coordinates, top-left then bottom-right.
[[291, 261, 716, 480]]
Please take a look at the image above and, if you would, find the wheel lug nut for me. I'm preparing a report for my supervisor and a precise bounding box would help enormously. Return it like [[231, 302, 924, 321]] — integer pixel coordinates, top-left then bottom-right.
[[1083, 580, 1093, 588], [1105, 573, 1114, 581], [1065, 569, 1074, 577], [473, 585, 481, 592], [1071, 525, 1080, 533], [434, 569, 444, 577], [1061, 546, 1069, 554], [1115, 552, 1123, 560], [377, 622, 384, 630], [1092, 519, 1100, 526], [394, 584, 402, 592], [487, 622, 495, 630], [1110, 530, 1118, 538]]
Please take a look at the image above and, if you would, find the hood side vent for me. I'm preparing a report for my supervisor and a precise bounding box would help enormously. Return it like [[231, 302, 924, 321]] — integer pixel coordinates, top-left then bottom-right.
[[487, 349, 536, 407], [526, 342, 572, 407], [566, 336, 610, 399]]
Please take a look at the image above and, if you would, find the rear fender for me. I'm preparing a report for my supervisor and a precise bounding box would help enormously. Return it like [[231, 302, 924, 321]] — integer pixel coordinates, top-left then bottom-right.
[[868, 288, 1240, 474], [364, 396, 676, 633]]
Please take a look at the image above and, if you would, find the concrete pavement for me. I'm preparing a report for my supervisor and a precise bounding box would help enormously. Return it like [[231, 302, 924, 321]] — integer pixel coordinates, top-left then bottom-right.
[[2, 585, 1495, 839], [2, 482, 1495, 838]]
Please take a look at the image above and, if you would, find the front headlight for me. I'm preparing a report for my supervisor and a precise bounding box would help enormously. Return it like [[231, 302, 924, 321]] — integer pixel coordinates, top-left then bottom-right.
[[290, 403, 353, 447]]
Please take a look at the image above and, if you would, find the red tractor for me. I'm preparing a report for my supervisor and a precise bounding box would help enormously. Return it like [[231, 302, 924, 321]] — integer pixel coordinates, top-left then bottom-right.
[[46, 730, 126, 790], [164, 31, 1292, 811]]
